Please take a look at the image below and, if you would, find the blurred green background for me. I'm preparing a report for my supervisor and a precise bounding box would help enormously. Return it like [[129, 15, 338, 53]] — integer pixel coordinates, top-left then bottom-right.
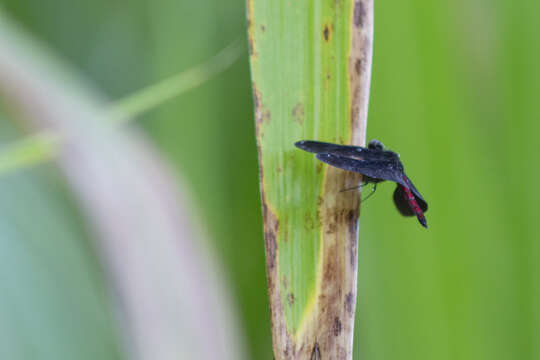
[[0, 1, 539, 360]]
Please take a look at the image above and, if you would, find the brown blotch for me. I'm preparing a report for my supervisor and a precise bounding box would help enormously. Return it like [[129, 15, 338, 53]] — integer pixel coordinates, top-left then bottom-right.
[[347, 209, 357, 222], [252, 82, 259, 105], [262, 109, 271, 123], [305, 212, 315, 231], [345, 292, 354, 316], [291, 102, 305, 125], [247, 16, 257, 59], [316, 162, 323, 174], [281, 275, 289, 290], [248, 36, 254, 56], [355, 58, 363, 75], [252, 84, 271, 126], [261, 24, 266, 32], [326, 220, 337, 235], [337, 346, 347, 360], [323, 25, 330, 42], [353, 0, 366, 28], [348, 209, 358, 267], [333, 317, 342, 336], [262, 200, 279, 270], [287, 292, 295, 306], [263, 228, 277, 269], [323, 244, 338, 281], [311, 342, 321, 360], [252, 83, 261, 114], [350, 105, 359, 129]]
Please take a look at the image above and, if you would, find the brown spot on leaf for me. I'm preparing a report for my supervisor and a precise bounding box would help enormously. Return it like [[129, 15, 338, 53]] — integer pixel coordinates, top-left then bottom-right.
[[262, 200, 279, 270], [323, 244, 338, 281], [261, 24, 266, 32], [252, 82, 260, 109], [355, 58, 362, 75], [305, 212, 315, 231], [337, 346, 347, 360], [350, 105, 359, 130], [347, 209, 357, 222], [348, 209, 358, 267], [262, 109, 271, 123], [264, 228, 277, 269], [247, 15, 257, 59], [354, 0, 366, 28], [287, 292, 295, 306], [292, 102, 305, 125], [248, 36, 254, 56], [326, 221, 337, 235], [281, 275, 289, 290], [333, 317, 342, 336], [323, 25, 330, 42], [252, 83, 271, 127], [345, 292, 354, 316], [311, 342, 321, 360]]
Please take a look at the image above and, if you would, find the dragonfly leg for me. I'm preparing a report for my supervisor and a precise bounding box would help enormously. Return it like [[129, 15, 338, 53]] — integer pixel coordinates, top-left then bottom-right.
[[340, 181, 368, 193], [361, 183, 377, 202]]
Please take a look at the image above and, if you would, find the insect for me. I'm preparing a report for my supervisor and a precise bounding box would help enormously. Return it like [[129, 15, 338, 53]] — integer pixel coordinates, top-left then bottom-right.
[[295, 139, 428, 228]]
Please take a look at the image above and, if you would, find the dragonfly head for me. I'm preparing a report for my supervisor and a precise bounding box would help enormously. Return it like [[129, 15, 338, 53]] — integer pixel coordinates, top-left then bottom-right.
[[368, 139, 385, 151]]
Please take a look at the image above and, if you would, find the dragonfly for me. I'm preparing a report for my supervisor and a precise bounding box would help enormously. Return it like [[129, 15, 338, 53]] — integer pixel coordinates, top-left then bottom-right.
[[295, 139, 428, 228]]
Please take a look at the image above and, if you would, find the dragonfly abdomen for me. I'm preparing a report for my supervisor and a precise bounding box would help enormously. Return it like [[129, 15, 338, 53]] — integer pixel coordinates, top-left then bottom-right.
[[401, 184, 428, 228]]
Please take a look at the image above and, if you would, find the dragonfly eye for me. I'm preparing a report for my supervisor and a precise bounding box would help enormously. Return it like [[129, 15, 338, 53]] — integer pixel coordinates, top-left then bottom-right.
[[368, 139, 384, 151]]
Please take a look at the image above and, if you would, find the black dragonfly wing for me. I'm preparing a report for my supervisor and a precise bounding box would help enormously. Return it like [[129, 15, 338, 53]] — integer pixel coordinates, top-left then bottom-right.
[[315, 153, 403, 183], [295, 140, 390, 161], [393, 185, 415, 216]]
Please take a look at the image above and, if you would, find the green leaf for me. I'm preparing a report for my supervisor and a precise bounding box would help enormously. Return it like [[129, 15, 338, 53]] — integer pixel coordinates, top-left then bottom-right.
[[248, 0, 373, 358]]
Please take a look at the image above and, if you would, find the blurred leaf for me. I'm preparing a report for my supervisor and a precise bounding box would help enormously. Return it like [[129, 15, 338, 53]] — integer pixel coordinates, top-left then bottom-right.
[[141, 2, 271, 358], [0, 131, 59, 174], [109, 38, 243, 123], [0, 39, 243, 176], [0, 123, 125, 360], [0, 12, 246, 360]]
